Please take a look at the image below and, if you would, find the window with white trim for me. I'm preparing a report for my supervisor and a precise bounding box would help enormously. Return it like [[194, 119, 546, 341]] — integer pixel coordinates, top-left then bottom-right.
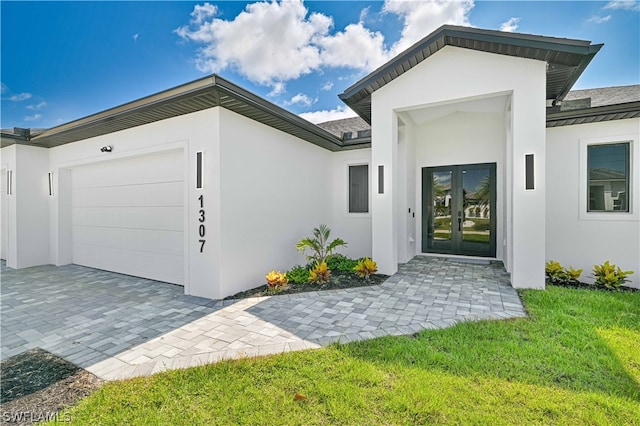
[[349, 164, 368, 213], [587, 142, 630, 212]]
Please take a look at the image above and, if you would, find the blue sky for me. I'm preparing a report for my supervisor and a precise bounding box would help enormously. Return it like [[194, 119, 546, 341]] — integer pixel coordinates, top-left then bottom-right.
[[1, 1, 639, 129]]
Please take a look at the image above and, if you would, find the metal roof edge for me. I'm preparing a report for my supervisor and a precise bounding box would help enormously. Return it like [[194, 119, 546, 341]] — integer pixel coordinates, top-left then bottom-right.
[[546, 101, 640, 120], [340, 25, 600, 101], [213, 75, 345, 149], [25, 74, 344, 151], [31, 76, 218, 141], [546, 101, 640, 127]]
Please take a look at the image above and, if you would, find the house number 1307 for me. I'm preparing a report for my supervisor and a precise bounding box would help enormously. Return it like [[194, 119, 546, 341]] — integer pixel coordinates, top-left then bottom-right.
[[198, 195, 206, 252]]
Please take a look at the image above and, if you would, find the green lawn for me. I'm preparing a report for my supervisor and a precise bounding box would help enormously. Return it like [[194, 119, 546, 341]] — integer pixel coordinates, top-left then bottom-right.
[[58, 287, 639, 425]]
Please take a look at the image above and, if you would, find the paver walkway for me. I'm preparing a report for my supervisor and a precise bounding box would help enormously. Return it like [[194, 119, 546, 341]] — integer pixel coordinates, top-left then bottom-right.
[[1, 257, 526, 380]]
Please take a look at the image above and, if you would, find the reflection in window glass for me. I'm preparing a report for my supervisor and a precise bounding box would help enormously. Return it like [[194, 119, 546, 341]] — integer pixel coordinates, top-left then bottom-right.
[[349, 165, 368, 213], [587, 143, 629, 212]]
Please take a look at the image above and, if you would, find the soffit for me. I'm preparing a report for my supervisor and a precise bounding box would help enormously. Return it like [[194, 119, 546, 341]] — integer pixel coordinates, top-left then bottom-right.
[[340, 25, 602, 124], [546, 101, 640, 127], [10, 75, 346, 152]]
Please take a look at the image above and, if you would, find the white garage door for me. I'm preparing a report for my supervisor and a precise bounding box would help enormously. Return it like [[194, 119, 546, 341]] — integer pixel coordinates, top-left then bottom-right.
[[71, 150, 184, 285]]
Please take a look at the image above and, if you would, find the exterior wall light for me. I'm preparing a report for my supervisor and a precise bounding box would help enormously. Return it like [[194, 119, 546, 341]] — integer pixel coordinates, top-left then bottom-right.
[[6, 170, 12, 195], [48, 172, 54, 196], [100, 145, 113, 152], [196, 151, 203, 189]]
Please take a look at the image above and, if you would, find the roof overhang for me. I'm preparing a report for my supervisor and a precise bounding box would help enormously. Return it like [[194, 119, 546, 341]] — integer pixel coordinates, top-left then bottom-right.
[[546, 101, 640, 127], [3, 75, 348, 152], [340, 25, 603, 123]]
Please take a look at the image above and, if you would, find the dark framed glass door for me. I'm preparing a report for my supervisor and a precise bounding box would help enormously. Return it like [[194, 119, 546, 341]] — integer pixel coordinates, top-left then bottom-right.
[[422, 163, 496, 257]]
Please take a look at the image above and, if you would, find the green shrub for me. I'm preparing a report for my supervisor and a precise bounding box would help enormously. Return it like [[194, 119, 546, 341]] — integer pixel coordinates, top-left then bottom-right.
[[309, 261, 330, 284], [545, 260, 583, 286], [287, 265, 310, 284], [296, 224, 347, 265], [327, 254, 358, 272], [354, 257, 378, 279], [593, 261, 633, 290]]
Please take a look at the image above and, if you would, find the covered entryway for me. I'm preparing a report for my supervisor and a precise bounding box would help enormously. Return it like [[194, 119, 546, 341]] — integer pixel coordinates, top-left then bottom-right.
[[70, 149, 184, 285], [422, 163, 496, 257]]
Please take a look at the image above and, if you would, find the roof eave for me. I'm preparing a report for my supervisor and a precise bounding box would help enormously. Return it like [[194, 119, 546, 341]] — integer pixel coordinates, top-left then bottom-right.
[[546, 101, 640, 127], [25, 74, 345, 151]]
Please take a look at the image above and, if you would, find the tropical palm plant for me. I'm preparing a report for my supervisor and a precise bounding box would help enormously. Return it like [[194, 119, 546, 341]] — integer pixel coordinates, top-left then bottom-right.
[[296, 224, 347, 265]]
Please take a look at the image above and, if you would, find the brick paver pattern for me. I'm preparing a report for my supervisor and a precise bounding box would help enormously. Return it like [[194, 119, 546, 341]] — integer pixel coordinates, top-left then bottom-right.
[[1, 256, 526, 380]]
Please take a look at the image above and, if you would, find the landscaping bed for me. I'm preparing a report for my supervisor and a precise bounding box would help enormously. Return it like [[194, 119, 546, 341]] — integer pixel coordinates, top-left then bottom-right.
[[0, 349, 103, 425], [225, 271, 389, 299]]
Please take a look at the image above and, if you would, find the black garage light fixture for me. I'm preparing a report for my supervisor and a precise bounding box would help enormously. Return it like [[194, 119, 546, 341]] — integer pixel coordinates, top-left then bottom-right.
[[100, 145, 113, 152], [378, 165, 384, 194], [6, 170, 11, 195], [196, 151, 203, 189], [48, 172, 54, 196], [525, 154, 534, 190]]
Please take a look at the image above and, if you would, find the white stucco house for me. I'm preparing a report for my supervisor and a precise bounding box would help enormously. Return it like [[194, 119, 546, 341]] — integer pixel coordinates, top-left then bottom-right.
[[1, 25, 639, 298]]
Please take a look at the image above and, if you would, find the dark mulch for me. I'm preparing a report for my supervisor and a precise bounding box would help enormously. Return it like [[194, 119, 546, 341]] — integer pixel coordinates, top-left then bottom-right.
[[0, 349, 103, 425], [225, 271, 389, 300], [547, 281, 638, 292]]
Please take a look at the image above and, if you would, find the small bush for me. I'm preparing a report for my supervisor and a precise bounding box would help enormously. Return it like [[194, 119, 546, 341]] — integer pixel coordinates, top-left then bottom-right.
[[327, 254, 359, 272], [354, 257, 378, 279], [287, 265, 310, 284], [265, 270, 288, 291], [308, 261, 330, 284], [545, 260, 582, 286], [296, 225, 347, 264], [593, 261, 633, 290]]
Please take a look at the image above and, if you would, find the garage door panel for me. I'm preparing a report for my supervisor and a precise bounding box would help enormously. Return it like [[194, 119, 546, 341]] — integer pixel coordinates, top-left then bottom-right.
[[73, 244, 183, 285], [72, 182, 182, 208], [71, 150, 184, 285], [72, 206, 183, 232], [72, 151, 183, 189], [72, 227, 183, 256]]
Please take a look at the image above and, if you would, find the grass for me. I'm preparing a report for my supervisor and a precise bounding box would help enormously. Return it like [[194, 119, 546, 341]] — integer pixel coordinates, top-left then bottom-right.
[[57, 286, 639, 425]]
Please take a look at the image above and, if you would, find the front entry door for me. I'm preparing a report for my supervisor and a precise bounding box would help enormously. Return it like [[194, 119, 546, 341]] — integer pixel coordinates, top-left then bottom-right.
[[422, 163, 496, 257]]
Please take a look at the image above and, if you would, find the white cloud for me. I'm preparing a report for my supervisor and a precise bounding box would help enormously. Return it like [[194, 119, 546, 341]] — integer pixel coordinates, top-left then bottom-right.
[[133, 33, 139, 42], [176, 0, 330, 89], [177, 0, 477, 90], [604, 0, 640, 12], [500, 17, 521, 32], [9, 92, 32, 102], [321, 81, 333, 91], [26, 101, 47, 110], [191, 2, 218, 24], [288, 93, 316, 107], [384, 0, 474, 55], [319, 22, 389, 70], [268, 82, 286, 97], [0, 82, 7, 94], [587, 15, 612, 24], [299, 105, 357, 124], [24, 113, 42, 122]]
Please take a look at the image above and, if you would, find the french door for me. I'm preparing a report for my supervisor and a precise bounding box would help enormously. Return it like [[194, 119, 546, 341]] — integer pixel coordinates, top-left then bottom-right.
[[422, 163, 496, 257]]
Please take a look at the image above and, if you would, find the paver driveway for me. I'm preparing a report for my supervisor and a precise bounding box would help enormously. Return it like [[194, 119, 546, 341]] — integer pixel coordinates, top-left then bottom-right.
[[1, 257, 526, 380]]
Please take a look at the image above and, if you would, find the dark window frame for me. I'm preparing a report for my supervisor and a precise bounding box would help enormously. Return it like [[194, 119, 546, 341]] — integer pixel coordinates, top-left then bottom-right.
[[587, 142, 630, 213], [348, 164, 369, 213]]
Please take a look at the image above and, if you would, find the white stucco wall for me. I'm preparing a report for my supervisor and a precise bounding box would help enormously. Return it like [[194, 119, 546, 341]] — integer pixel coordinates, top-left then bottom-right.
[[330, 148, 373, 260], [413, 110, 506, 261], [0, 144, 49, 268], [48, 108, 220, 298], [546, 118, 640, 288], [217, 108, 333, 297], [371, 45, 547, 289]]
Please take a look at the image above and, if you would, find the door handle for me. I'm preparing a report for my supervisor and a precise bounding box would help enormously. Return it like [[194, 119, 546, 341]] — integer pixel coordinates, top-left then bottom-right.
[[458, 217, 462, 231]]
